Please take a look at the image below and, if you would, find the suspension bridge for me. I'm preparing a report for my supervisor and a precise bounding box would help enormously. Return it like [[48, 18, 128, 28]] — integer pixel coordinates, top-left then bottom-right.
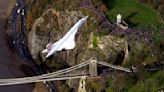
[[0, 58, 131, 86]]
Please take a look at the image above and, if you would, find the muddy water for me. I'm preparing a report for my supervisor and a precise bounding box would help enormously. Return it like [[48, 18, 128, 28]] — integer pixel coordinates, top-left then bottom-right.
[[0, 0, 34, 92]]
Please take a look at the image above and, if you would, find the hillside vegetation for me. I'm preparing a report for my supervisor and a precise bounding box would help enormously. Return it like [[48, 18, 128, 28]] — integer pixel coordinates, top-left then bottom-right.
[[103, 0, 163, 27]]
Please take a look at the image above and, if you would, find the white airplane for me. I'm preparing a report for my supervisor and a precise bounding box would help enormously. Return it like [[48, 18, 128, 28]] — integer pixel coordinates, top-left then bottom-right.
[[42, 16, 88, 58]]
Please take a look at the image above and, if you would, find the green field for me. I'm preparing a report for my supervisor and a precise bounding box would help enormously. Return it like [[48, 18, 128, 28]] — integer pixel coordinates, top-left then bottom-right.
[[104, 0, 163, 27]]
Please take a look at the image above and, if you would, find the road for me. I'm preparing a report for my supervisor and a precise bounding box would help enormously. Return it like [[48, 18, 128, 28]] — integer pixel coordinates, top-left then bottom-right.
[[7, 0, 57, 92], [0, 0, 34, 92]]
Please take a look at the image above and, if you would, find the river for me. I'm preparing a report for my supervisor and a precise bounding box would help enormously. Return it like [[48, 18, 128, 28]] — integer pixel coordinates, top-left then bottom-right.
[[0, 0, 34, 92]]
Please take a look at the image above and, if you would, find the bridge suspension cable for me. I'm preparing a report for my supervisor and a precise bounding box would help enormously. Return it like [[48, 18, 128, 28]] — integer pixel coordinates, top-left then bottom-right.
[[0, 75, 88, 86], [97, 61, 131, 73], [0, 58, 132, 86], [0, 59, 91, 83]]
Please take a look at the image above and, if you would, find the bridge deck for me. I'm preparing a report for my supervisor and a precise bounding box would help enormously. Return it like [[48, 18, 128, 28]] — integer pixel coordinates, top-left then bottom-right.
[[0, 59, 131, 86]]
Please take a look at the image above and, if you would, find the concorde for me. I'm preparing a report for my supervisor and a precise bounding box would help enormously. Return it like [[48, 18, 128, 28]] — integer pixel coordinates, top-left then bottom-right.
[[42, 16, 88, 58]]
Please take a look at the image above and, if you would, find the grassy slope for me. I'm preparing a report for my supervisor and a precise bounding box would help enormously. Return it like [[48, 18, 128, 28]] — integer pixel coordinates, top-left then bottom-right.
[[104, 0, 163, 27], [128, 71, 164, 92]]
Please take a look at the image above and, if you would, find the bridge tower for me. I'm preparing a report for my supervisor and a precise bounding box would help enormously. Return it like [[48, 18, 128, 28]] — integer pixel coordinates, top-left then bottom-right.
[[89, 59, 97, 77]]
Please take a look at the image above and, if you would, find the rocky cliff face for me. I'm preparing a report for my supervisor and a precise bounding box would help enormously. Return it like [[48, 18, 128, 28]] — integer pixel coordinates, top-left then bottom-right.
[[27, 0, 163, 92], [27, 8, 130, 91]]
